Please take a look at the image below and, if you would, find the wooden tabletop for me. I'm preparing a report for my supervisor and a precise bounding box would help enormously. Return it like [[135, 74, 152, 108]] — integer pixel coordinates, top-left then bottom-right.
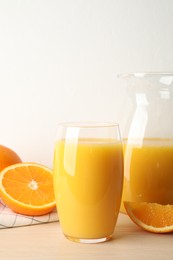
[[0, 213, 172, 260]]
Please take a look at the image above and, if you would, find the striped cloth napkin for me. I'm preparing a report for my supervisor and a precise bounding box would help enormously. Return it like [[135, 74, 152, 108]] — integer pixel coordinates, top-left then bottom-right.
[[0, 199, 58, 229]]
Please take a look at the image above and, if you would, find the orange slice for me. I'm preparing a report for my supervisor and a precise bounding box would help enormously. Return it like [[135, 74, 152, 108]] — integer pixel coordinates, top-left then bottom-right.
[[0, 163, 56, 216], [124, 201, 173, 233]]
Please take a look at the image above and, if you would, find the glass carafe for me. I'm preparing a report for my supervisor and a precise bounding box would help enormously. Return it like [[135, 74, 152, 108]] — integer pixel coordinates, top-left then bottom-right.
[[118, 73, 173, 213]]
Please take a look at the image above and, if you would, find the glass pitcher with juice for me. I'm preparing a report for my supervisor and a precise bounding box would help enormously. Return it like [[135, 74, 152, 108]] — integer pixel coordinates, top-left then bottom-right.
[[118, 73, 173, 213]]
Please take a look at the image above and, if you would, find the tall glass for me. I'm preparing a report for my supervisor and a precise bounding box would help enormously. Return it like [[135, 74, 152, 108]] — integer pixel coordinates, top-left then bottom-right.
[[53, 122, 124, 243]]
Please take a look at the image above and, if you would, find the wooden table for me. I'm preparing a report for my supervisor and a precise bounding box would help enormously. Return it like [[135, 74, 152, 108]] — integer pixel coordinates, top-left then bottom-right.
[[0, 213, 172, 260]]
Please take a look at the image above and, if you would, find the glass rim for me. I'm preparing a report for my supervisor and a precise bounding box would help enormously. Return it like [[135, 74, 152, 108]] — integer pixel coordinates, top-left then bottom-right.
[[57, 122, 120, 128], [117, 72, 173, 78]]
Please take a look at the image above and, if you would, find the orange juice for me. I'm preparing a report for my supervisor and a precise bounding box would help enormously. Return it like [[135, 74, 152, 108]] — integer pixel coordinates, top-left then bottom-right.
[[121, 138, 173, 212], [53, 138, 123, 240]]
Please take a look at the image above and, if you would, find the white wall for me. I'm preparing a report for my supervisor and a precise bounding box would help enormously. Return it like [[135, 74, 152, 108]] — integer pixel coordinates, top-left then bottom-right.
[[0, 0, 173, 167]]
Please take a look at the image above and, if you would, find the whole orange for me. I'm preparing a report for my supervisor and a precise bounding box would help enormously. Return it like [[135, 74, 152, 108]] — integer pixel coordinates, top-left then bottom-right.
[[0, 144, 22, 172]]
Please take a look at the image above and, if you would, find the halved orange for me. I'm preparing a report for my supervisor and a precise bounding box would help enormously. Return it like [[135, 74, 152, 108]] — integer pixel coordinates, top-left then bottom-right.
[[0, 162, 56, 216], [124, 201, 173, 233]]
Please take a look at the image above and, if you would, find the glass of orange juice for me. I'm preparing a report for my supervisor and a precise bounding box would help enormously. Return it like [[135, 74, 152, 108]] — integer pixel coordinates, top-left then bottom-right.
[[53, 122, 124, 243]]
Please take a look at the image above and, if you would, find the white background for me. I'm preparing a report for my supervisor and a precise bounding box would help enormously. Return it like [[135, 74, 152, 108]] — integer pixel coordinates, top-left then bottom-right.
[[0, 0, 173, 167]]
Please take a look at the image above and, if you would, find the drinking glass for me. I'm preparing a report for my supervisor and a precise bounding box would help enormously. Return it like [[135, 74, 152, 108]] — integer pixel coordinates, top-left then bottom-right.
[[53, 122, 124, 243]]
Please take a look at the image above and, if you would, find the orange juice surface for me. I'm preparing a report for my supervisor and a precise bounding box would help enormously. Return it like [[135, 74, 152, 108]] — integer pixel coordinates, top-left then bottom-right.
[[53, 138, 123, 239], [121, 139, 173, 212]]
